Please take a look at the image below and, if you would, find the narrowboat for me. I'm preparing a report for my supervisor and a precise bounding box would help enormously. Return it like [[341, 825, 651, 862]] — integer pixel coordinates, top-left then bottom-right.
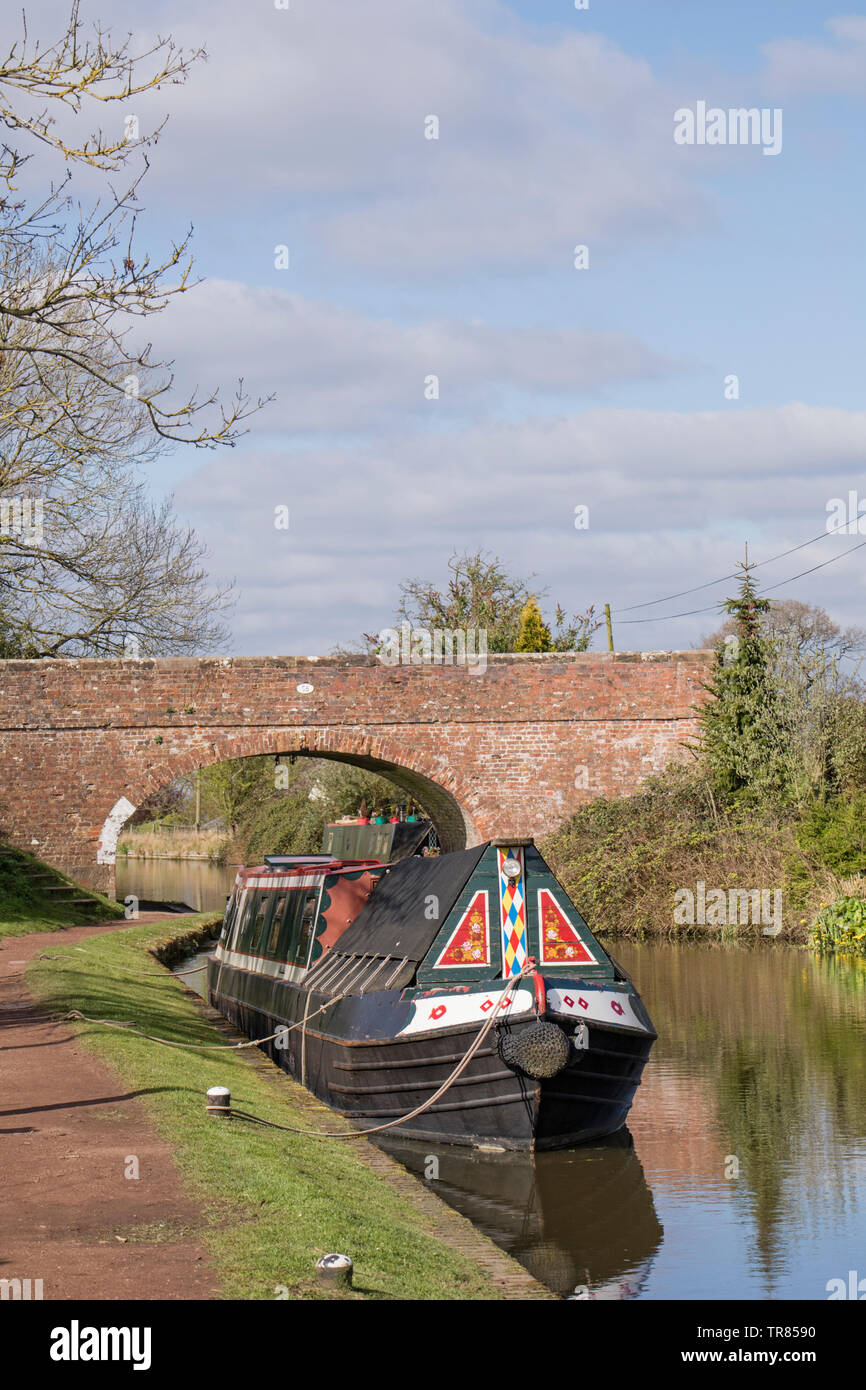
[[207, 834, 657, 1150]]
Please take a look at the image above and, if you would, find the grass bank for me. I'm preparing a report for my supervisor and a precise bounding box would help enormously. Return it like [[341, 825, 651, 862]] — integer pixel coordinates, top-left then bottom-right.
[[542, 766, 866, 945], [26, 915, 513, 1300], [0, 844, 122, 938]]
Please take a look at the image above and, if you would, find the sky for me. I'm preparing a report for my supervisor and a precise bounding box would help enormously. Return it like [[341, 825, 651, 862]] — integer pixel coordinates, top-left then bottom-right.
[[10, 0, 866, 654]]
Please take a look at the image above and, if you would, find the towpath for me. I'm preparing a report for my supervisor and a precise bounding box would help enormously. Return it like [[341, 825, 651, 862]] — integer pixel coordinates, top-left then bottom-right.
[[0, 915, 219, 1300]]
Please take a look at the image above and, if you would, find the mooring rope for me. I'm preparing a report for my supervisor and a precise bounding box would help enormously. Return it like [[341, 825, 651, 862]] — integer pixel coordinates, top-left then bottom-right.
[[62, 991, 350, 1049], [299, 984, 315, 1090], [213, 964, 536, 1141], [52, 944, 536, 1141]]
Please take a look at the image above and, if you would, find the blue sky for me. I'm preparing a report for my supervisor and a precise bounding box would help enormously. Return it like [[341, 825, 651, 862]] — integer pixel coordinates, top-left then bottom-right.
[[13, 0, 866, 653]]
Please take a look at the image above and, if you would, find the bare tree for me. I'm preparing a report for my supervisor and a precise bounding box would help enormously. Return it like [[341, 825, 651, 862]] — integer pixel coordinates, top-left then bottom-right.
[[0, 4, 267, 446], [0, 5, 270, 654], [703, 598, 866, 668], [0, 250, 234, 654]]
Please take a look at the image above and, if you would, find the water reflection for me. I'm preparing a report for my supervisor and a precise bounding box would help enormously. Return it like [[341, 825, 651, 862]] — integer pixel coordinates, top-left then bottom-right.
[[380, 943, 866, 1300], [378, 1131, 662, 1299], [621, 941, 866, 1301], [116, 856, 238, 912], [173, 947, 213, 1000]]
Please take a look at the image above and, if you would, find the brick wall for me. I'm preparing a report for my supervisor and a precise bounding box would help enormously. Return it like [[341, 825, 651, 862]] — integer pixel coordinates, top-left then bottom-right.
[[0, 650, 713, 893]]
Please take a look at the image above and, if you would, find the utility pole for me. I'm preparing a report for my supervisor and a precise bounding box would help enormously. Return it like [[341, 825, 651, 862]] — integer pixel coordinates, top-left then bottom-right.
[[604, 603, 614, 652]]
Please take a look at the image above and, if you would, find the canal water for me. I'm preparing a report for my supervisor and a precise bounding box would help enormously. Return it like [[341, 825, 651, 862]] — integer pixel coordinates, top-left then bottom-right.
[[116, 856, 238, 912], [146, 858, 866, 1300]]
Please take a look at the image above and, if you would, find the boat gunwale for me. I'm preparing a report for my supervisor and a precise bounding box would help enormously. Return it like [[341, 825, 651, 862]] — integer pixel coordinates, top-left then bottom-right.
[[207, 980, 655, 1048]]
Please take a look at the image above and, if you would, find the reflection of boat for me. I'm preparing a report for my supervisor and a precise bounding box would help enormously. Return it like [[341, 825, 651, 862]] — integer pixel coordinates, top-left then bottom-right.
[[377, 1130, 662, 1298], [208, 835, 657, 1150]]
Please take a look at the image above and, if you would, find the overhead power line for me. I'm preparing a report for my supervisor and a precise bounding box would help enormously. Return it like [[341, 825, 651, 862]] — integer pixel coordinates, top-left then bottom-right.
[[615, 511, 863, 614], [616, 534, 866, 625], [759, 536, 866, 595]]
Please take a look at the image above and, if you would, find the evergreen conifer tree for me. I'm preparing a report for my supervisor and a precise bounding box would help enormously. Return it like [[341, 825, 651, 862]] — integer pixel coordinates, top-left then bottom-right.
[[515, 596, 552, 652], [697, 554, 782, 796]]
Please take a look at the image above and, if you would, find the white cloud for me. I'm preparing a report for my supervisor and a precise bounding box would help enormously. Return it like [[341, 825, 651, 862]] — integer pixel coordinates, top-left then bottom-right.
[[7, 2, 863, 661], [152, 279, 679, 433], [44, 0, 715, 270], [176, 404, 866, 654], [762, 16, 866, 96]]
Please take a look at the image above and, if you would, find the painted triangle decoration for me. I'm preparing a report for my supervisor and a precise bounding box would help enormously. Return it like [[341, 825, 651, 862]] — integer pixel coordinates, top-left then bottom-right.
[[537, 888, 597, 965], [434, 890, 490, 968]]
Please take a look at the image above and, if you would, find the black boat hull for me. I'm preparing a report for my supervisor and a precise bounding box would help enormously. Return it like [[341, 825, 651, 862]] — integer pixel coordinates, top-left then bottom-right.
[[208, 960, 653, 1151]]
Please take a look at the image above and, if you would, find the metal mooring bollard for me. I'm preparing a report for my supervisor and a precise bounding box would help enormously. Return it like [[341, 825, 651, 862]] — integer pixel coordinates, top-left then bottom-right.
[[316, 1254, 353, 1289], [206, 1085, 231, 1117]]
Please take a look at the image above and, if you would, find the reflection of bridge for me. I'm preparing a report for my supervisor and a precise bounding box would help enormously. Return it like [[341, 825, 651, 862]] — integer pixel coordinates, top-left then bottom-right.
[[0, 650, 712, 893]]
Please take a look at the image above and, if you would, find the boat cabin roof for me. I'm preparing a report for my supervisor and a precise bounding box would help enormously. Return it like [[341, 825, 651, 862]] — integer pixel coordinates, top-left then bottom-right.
[[312, 840, 618, 986], [334, 845, 486, 964], [234, 857, 383, 888]]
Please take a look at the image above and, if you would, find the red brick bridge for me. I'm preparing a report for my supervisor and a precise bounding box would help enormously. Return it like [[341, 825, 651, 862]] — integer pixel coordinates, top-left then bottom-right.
[[0, 651, 712, 893]]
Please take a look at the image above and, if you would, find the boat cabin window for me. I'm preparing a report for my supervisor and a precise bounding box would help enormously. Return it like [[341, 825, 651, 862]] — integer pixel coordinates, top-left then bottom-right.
[[263, 895, 289, 958], [219, 890, 237, 944], [296, 892, 318, 967], [275, 888, 320, 967], [227, 890, 250, 952], [235, 892, 268, 956]]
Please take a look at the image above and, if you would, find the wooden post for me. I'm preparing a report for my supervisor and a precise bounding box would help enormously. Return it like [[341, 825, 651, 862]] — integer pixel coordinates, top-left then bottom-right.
[[195, 768, 201, 834], [604, 603, 614, 652]]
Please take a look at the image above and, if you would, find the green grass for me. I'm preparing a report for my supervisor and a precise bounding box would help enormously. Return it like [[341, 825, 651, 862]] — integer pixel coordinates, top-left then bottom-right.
[[0, 844, 123, 937], [26, 915, 506, 1301]]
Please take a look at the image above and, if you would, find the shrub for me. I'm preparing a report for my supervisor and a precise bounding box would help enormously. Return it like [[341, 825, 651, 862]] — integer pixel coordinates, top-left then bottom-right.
[[811, 896, 866, 952], [793, 792, 866, 877]]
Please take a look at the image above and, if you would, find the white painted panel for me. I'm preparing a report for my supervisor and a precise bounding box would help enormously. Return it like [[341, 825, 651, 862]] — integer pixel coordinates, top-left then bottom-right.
[[398, 985, 533, 1036], [97, 796, 136, 864], [547, 986, 650, 1033]]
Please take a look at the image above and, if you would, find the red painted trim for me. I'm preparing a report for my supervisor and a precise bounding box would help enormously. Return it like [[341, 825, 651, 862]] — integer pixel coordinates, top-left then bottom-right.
[[236, 858, 384, 886], [528, 957, 546, 1015], [433, 889, 490, 969]]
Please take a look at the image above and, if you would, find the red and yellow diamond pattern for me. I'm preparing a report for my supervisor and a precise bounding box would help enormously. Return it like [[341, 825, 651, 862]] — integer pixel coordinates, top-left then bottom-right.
[[498, 846, 526, 977]]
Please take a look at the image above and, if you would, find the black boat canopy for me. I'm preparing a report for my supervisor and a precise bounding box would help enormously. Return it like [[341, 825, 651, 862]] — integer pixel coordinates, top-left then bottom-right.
[[333, 844, 487, 964]]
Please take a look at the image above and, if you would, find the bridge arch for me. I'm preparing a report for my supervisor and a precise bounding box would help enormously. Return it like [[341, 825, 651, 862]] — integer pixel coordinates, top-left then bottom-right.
[[99, 727, 479, 879]]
